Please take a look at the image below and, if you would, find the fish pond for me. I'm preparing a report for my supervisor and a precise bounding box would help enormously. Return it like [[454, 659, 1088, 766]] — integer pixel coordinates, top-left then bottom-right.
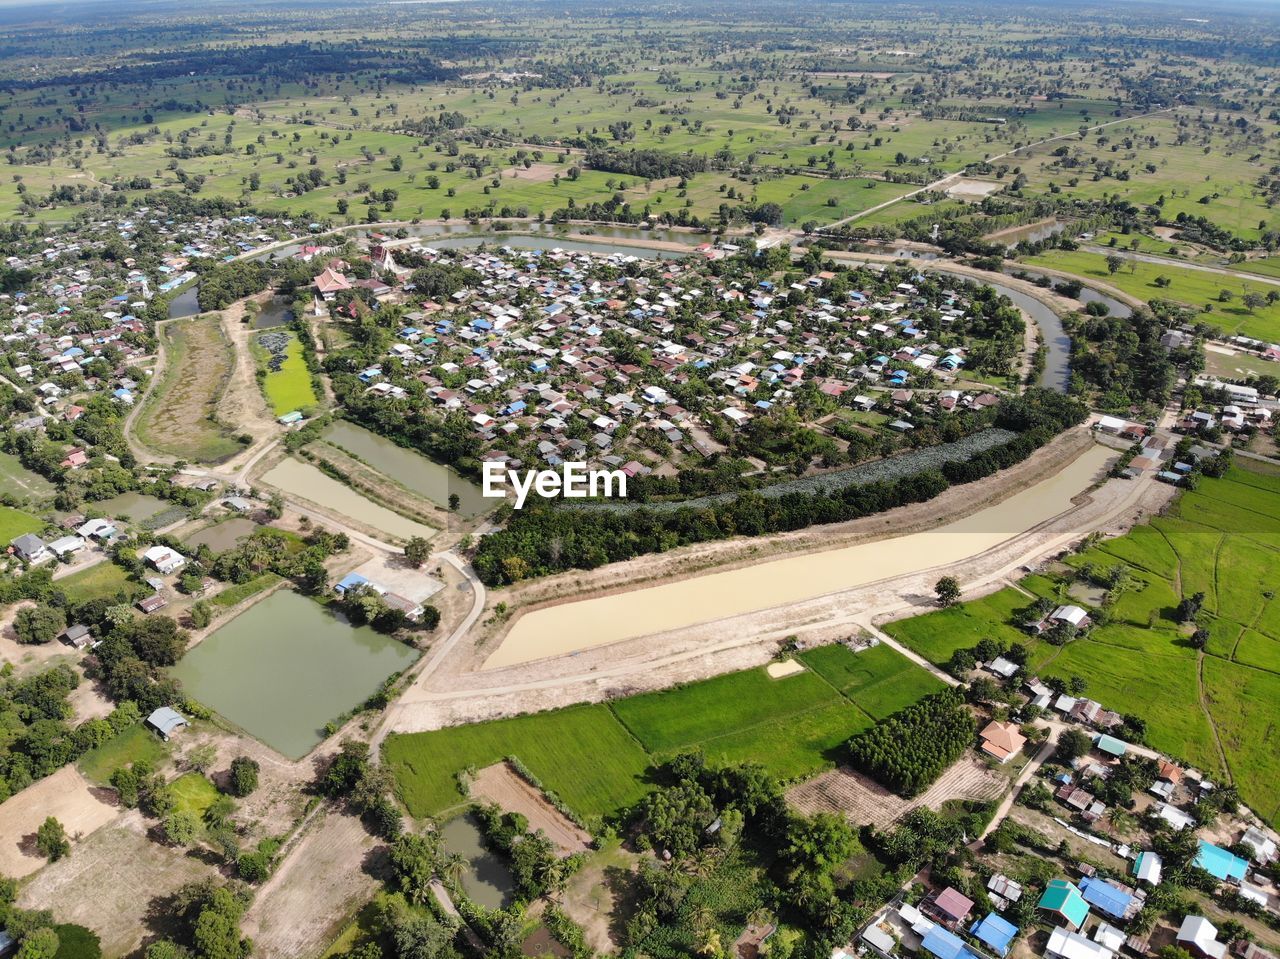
[[321, 421, 490, 517], [182, 517, 259, 553], [171, 591, 419, 758], [439, 814, 516, 910]]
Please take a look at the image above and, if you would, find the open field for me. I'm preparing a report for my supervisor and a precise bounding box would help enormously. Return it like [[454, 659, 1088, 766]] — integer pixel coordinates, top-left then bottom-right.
[[0, 766, 119, 878], [469, 762, 592, 855], [0, 451, 55, 504], [787, 754, 1007, 825], [133, 316, 244, 463], [1025, 249, 1280, 341], [56, 561, 146, 606], [885, 465, 1280, 825], [0, 504, 42, 542], [78, 725, 170, 785], [386, 645, 941, 822]]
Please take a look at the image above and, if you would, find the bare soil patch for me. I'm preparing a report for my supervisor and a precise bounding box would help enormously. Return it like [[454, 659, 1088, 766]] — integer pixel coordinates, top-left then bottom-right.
[[242, 808, 384, 959], [19, 811, 218, 956], [558, 842, 641, 956], [946, 178, 1004, 199], [787, 754, 1008, 826], [502, 162, 561, 183], [470, 762, 591, 855], [0, 766, 119, 877]]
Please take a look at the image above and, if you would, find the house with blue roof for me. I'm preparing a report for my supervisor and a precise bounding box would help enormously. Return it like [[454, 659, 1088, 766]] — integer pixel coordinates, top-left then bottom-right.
[[970, 914, 1017, 956], [334, 572, 371, 595], [1078, 876, 1137, 920], [1038, 879, 1089, 929], [1196, 840, 1248, 882]]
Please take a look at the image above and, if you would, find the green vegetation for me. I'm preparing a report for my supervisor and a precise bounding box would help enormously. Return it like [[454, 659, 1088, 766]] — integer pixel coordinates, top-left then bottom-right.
[[56, 561, 145, 606], [78, 724, 169, 785], [169, 771, 221, 818], [1028, 249, 1280, 341], [0, 504, 42, 543], [386, 644, 940, 821], [886, 463, 1280, 825], [208, 572, 283, 608], [845, 688, 975, 797], [253, 330, 317, 416]]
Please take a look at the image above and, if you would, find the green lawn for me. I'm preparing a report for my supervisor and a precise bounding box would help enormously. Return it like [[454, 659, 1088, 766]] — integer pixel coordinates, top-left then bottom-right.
[[254, 331, 318, 416], [0, 504, 43, 543], [0, 451, 55, 504], [883, 465, 1280, 826], [57, 561, 146, 606], [169, 772, 221, 817], [78, 725, 170, 785], [209, 572, 283, 608]]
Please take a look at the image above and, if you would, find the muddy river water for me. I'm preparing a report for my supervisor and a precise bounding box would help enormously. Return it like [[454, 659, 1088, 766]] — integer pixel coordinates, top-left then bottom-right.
[[483, 442, 1115, 669]]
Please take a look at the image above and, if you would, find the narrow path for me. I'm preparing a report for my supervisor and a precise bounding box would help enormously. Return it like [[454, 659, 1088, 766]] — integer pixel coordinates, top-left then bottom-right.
[[1082, 245, 1280, 288], [1195, 650, 1233, 785], [825, 108, 1173, 229]]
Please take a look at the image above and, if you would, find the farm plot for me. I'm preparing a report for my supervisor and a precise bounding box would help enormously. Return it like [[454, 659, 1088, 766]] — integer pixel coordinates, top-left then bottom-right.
[[384, 704, 652, 822], [787, 754, 1007, 826], [0, 766, 119, 878], [469, 762, 591, 855], [133, 316, 244, 463], [882, 465, 1280, 825], [0, 504, 42, 543]]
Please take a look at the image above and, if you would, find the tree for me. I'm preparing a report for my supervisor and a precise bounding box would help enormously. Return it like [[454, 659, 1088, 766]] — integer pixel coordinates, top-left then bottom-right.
[[1106, 254, 1125, 275], [187, 744, 217, 773], [1242, 291, 1265, 314], [15, 928, 60, 959], [35, 816, 70, 861], [228, 756, 260, 797], [1176, 591, 1205, 623], [14, 604, 65, 645], [934, 576, 961, 608], [164, 809, 201, 847], [1057, 728, 1093, 761], [403, 537, 431, 569]]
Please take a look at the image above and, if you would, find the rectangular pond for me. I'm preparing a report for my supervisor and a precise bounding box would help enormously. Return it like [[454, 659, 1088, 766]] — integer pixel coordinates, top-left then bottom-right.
[[260, 456, 436, 541], [92, 492, 171, 523], [322, 421, 490, 517], [182, 517, 260, 553], [171, 590, 420, 758]]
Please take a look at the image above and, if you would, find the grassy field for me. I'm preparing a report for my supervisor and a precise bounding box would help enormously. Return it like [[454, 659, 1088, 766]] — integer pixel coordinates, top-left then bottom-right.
[[1025, 249, 1280, 341], [56, 561, 146, 606], [385, 644, 939, 822], [209, 572, 283, 609], [0, 451, 55, 505], [885, 465, 1280, 825], [133, 316, 244, 464], [169, 772, 221, 817], [253, 331, 318, 416], [78, 725, 170, 785], [0, 505, 43, 543]]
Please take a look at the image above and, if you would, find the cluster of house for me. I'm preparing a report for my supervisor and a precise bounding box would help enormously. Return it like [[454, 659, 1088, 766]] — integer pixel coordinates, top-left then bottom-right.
[[1186, 378, 1274, 436], [312, 237, 1011, 473], [334, 571, 427, 621], [857, 837, 1276, 959], [1, 209, 297, 441]]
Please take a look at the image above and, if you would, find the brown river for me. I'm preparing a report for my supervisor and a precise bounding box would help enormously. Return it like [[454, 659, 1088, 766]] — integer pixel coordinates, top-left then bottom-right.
[[482, 442, 1115, 669]]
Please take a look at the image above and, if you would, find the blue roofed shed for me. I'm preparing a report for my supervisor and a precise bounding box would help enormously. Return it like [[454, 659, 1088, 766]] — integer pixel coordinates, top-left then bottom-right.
[[1094, 734, 1128, 757], [970, 914, 1017, 956], [335, 572, 371, 595]]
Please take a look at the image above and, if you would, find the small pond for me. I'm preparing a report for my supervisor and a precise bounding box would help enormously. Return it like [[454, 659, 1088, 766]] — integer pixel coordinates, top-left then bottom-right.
[[322, 421, 490, 517], [251, 295, 295, 330], [93, 492, 171, 523], [171, 591, 419, 758], [182, 517, 259, 553], [439, 814, 516, 910], [167, 285, 202, 319]]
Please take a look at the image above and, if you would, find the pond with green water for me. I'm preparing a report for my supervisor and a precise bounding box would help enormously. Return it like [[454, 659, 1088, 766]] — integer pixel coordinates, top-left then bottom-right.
[[171, 591, 419, 758]]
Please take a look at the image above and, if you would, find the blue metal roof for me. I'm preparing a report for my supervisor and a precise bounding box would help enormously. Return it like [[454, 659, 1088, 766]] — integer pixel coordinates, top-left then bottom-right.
[[1196, 840, 1248, 882], [921, 927, 969, 959], [970, 914, 1017, 956], [1078, 876, 1134, 919]]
